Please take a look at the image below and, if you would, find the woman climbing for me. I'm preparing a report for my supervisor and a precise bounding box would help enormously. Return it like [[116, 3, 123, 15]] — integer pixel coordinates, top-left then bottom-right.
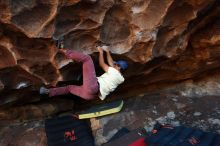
[[40, 43, 128, 100]]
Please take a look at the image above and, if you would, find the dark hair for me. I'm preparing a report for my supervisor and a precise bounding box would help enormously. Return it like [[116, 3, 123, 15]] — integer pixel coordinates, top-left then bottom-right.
[[96, 41, 110, 47]]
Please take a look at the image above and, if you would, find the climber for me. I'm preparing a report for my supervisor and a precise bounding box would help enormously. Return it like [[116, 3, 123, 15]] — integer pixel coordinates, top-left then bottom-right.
[[39, 42, 128, 100]]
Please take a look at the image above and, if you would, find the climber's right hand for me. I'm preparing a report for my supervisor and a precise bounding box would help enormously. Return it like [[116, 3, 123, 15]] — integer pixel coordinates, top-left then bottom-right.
[[97, 46, 103, 53]]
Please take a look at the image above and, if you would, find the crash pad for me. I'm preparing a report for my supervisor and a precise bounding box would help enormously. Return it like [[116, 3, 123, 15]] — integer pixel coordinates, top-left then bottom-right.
[[103, 128, 146, 146], [77, 100, 123, 119], [129, 138, 147, 146], [145, 123, 220, 146], [45, 115, 95, 146]]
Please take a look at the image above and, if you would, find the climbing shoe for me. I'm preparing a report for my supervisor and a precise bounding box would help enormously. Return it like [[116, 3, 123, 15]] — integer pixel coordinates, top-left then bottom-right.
[[56, 36, 64, 49], [39, 86, 49, 95]]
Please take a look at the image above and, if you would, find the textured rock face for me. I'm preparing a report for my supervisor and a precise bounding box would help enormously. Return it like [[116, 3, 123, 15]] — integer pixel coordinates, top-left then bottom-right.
[[0, 0, 220, 120], [0, 121, 47, 146]]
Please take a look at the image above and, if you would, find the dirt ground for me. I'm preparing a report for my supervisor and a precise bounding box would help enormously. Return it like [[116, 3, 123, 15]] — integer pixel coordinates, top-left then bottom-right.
[[90, 93, 220, 145], [0, 93, 220, 146]]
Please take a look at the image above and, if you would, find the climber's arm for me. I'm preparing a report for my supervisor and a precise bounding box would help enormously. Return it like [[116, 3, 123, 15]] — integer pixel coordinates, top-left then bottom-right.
[[103, 46, 114, 67], [97, 47, 109, 72]]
